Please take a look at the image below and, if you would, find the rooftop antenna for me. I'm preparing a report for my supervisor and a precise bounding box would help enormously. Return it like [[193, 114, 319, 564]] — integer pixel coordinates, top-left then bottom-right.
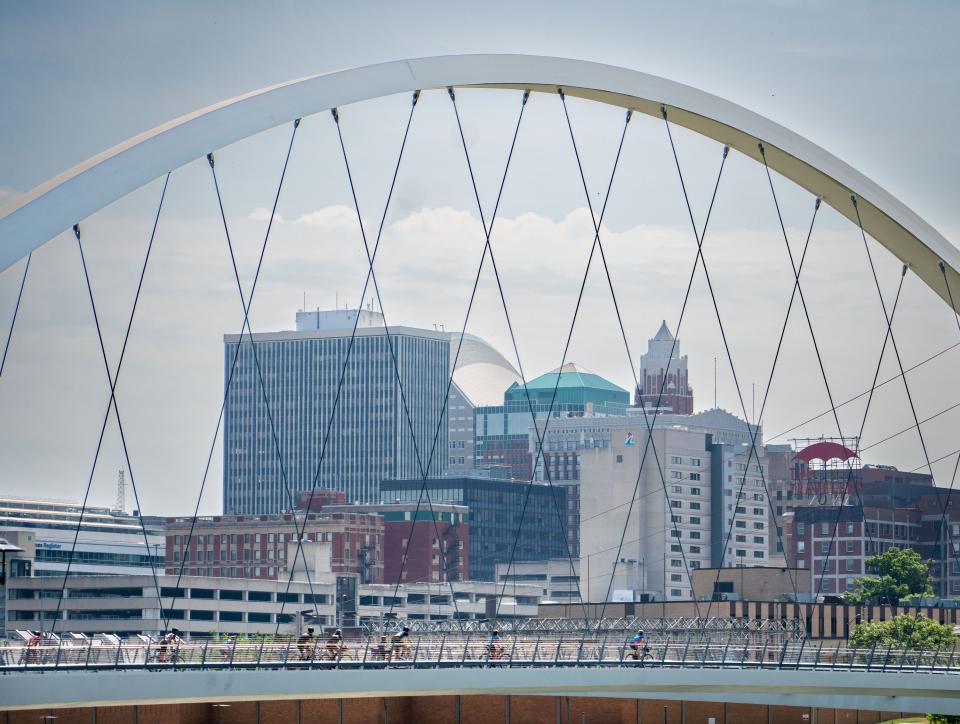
[[302, 291, 306, 313], [713, 357, 717, 409], [115, 469, 126, 513]]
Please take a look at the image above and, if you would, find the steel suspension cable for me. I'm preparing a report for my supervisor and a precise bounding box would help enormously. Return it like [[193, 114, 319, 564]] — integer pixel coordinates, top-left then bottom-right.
[[165, 120, 301, 629], [768, 341, 960, 442], [447, 87, 590, 625], [494, 99, 631, 620], [661, 109, 791, 622], [927, 260, 960, 588], [558, 94, 719, 621], [206, 140, 326, 625], [324, 96, 469, 629], [755, 148, 892, 603], [384, 90, 531, 623], [0, 253, 31, 384], [47, 175, 170, 635], [275, 94, 421, 630]]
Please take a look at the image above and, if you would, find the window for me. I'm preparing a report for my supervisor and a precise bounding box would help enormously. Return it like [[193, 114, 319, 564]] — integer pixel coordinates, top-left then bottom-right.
[[670, 559, 682, 568], [670, 574, 682, 582], [670, 544, 682, 553], [689, 473, 701, 481], [671, 500, 682, 508], [690, 458, 701, 466], [219, 589, 242, 601], [754, 536, 764, 544], [735, 549, 747, 558], [689, 531, 701, 540], [753, 551, 764, 559], [753, 522, 764, 530], [689, 516, 701, 525], [671, 471, 682, 479], [753, 508, 764, 516], [671, 456, 683, 464], [247, 591, 272, 602], [690, 487, 701, 496], [797, 523, 806, 534], [820, 522, 830, 535], [753, 494, 764, 501], [820, 542, 830, 554], [845, 559, 854, 572], [735, 535, 746, 543], [689, 502, 701, 510], [797, 541, 805, 553], [845, 540, 854, 553], [735, 521, 746, 529], [690, 560, 700, 568], [672, 485, 682, 494], [670, 589, 682, 597], [689, 546, 701, 554], [736, 506, 746, 514], [616, 455, 623, 464]]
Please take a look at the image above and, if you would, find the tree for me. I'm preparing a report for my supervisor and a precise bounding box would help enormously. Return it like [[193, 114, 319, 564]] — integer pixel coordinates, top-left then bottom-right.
[[843, 547, 933, 605], [849, 614, 955, 650]]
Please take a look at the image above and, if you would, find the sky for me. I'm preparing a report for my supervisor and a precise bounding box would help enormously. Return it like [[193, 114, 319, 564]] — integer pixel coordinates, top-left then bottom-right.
[[1, 0, 959, 516]]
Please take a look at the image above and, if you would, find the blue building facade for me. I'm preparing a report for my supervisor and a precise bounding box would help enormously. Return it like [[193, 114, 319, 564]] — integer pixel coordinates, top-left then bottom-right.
[[223, 322, 450, 514]]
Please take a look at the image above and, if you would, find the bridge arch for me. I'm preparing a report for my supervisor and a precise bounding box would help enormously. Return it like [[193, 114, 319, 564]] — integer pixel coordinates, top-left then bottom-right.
[[0, 53, 958, 309]]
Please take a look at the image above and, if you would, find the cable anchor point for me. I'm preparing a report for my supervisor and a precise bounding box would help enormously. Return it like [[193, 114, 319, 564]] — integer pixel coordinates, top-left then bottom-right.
[[412, 89, 421, 106], [625, 109, 633, 123], [722, 145, 730, 158], [72, 224, 80, 241], [447, 87, 455, 102], [901, 263, 910, 277], [557, 87, 565, 100], [660, 104, 668, 119], [331, 108, 339, 124], [522, 89, 530, 105], [206, 153, 215, 169], [814, 197, 822, 210], [294, 118, 301, 128], [939, 260, 947, 272], [850, 193, 858, 207]]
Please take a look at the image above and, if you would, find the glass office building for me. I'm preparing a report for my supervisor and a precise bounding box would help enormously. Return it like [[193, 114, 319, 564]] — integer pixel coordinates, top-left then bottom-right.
[[380, 477, 569, 582], [223, 314, 450, 513]]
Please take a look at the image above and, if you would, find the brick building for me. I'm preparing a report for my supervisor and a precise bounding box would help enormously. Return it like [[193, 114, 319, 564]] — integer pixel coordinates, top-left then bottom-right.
[[164, 509, 384, 583], [321, 502, 469, 584]]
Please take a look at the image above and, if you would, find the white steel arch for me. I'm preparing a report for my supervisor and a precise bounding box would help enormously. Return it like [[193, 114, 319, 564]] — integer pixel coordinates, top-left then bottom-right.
[[0, 54, 958, 309]]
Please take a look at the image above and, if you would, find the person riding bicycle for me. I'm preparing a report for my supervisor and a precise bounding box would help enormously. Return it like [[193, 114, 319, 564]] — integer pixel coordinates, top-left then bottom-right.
[[391, 626, 411, 659], [372, 635, 390, 661], [158, 628, 182, 663], [326, 628, 344, 660], [297, 627, 315, 660], [25, 630, 41, 664], [628, 630, 650, 661], [486, 629, 504, 660]]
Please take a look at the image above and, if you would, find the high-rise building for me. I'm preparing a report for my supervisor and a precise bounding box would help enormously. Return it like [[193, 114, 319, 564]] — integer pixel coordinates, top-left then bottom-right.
[[223, 310, 450, 513], [635, 321, 693, 414], [577, 415, 769, 602]]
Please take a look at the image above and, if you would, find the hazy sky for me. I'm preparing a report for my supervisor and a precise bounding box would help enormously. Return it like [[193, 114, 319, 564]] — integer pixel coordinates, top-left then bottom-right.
[[1, 1, 959, 516]]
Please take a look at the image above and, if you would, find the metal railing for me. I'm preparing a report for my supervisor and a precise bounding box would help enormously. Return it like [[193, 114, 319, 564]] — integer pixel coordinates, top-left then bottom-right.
[[2, 635, 959, 675]]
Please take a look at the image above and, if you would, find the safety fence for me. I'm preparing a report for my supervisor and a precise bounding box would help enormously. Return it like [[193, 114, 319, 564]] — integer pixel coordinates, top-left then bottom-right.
[[3, 635, 960, 674]]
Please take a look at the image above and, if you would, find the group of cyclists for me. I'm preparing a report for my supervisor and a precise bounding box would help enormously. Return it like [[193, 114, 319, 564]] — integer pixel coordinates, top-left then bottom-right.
[[133, 625, 656, 666]]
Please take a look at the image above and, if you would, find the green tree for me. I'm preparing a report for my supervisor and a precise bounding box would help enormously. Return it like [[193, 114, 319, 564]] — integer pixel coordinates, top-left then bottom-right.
[[843, 547, 933, 605], [849, 614, 955, 650]]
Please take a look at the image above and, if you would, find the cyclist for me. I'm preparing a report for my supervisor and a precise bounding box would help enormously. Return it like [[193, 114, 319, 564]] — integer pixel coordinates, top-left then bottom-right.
[[325, 628, 344, 660], [157, 628, 182, 663], [391, 626, 411, 659], [486, 629, 505, 660], [372, 635, 390, 661], [628, 630, 648, 661], [297, 627, 315, 661], [25, 630, 41, 665]]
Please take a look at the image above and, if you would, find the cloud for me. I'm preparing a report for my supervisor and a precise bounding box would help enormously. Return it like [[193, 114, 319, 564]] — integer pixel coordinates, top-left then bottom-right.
[[294, 205, 360, 229], [248, 206, 285, 223]]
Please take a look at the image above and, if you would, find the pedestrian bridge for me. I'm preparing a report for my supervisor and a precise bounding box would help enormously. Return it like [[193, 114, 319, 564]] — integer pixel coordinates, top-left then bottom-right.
[[2, 637, 960, 714]]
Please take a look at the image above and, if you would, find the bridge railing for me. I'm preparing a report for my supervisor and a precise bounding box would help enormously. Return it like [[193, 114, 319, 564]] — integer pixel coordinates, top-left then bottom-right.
[[2, 635, 958, 674]]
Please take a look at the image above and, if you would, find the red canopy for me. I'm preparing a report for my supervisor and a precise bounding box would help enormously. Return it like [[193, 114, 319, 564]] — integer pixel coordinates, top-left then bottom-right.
[[794, 441, 858, 463]]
